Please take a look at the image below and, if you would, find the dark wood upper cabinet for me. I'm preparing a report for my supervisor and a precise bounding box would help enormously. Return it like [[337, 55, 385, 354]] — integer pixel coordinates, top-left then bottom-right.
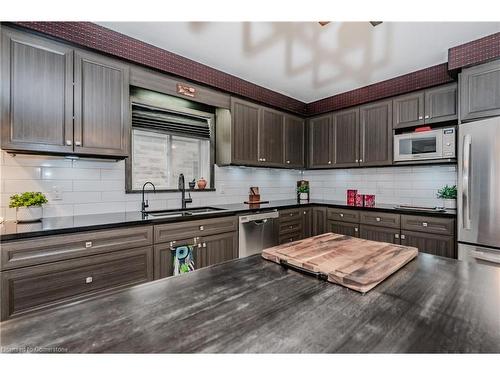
[[230, 98, 260, 165], [283, 115, 305, 168], [73, 51, 130, 157], [460, 59, 500, 122], [1, 29, 74, 154], [393, 91, 425, 129], [259, 108, 284, 166], [360, 99, 393, 166], [332, 107, 359, 168], [424, 83, 458, 124], [308, 114, 334, 168]]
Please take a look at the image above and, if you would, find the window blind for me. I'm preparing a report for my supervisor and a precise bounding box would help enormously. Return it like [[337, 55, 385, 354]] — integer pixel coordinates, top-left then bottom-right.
[[132, 103, 211, 139]]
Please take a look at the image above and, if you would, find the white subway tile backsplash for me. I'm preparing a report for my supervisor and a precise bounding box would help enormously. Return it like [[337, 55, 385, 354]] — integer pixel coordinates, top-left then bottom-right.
[[0, 151, 458, 218]]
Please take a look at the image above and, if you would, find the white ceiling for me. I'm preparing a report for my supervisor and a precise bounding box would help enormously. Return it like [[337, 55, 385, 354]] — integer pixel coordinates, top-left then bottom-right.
[[98, 22, 500, 102]]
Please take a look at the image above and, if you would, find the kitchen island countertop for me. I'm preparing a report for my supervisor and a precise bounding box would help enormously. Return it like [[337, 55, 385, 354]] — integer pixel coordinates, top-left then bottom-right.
[[1, 253, 498, 353]]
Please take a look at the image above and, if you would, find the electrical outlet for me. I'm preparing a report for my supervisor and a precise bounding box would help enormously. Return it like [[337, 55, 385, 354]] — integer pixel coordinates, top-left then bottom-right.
[[219, 183, 225, 194], [51, 185, 62, 201]]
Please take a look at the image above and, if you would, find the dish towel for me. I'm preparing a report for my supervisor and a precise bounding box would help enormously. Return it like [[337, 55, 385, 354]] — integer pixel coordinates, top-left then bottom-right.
[[172, 245, 195, 275]]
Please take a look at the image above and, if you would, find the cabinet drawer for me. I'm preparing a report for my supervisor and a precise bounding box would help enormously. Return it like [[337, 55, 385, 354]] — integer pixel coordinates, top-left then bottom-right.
[[154, 216, 237, 244], [1, 226, 153, 271], [401, 215, 455, 235], [360, 211, 400, 229], [401, 231, 455, 258], [279, 219, 303, 236], [327, 208, 360, 223], [359, 224, 400, 244], [279, 233, 302, 244], [279, 208, 302, 222], [1, 246, 153, 321]]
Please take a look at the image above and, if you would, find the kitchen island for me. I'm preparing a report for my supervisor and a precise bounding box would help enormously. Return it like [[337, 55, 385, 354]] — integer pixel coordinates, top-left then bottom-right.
[[1, 253, 498, 353]]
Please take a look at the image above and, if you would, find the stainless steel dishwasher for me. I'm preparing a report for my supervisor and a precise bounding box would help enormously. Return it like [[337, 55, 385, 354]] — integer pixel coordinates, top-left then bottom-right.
[[238, 210, 279, 258]]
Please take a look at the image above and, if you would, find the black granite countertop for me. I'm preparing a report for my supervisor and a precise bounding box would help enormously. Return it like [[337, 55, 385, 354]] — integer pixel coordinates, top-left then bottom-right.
[[0, 199, 456, 241], [0, 253, 498, 353]]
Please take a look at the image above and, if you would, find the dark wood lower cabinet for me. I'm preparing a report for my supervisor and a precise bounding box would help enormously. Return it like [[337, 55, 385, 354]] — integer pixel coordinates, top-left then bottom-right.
[[312, 207, 327, 235], [401, 230, 455, 258], [197, 232, 238, 269], [302, 208, 313, 238], [328, 220, 359, 237], [154, 232, 238, 279], [359, 224, 400, 244], [1, 246, 153, 321]]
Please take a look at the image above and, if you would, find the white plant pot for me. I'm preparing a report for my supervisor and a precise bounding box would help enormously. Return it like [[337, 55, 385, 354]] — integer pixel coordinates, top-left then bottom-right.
[[299, 192, 309, 201], [442, 199, 456, 210], [16, 206, 43, 222]]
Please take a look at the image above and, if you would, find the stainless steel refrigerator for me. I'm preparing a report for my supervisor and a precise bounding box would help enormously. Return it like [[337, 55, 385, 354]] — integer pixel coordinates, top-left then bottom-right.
[[458, 117, 500, 268]]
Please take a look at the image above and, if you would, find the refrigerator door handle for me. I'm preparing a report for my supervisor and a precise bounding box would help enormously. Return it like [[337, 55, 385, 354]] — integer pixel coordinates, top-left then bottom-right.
[[470, 250, 500, 265], [462, 134, 472, 230]]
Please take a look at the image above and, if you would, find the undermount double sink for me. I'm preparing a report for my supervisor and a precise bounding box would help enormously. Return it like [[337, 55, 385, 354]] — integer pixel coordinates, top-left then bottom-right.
[[144, 207, 226, 218]]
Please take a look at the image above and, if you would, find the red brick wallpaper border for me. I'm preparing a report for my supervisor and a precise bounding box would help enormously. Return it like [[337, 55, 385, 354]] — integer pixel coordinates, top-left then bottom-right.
[[448, 32, 500, 70], [9, 22, 500, 117], [306, 63, 453, 115]]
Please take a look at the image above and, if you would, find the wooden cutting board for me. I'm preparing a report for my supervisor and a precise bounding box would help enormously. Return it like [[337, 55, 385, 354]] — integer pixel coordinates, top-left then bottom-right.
[[262, 233, 418, 293]]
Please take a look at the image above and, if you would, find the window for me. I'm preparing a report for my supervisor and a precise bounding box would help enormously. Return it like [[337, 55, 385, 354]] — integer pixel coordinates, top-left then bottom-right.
[[127, 94, 215, 192]]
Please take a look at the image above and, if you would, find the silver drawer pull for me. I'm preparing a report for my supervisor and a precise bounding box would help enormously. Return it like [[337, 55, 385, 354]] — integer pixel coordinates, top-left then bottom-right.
[[203, 242, 207, 248], [401, 234, 406, 240], [289, 225, 293, 229], [198, 243, 202, 248], [395, 233, 399, 239], [354, 227, 359, 232], [85, 276, 93, 284], [66, 140, 72, 146], [376, 217, 381, 222], [339, 213, 344, 217], [170, 240, 177, 246], [418, 116, 423, 120], [303, 211, 307, 215], [422, 222, 428, 227], [75, 141, 82, 146], [199, 225, 204, 231], [85, 241, 93, 248], [286, 160, 290, 164]]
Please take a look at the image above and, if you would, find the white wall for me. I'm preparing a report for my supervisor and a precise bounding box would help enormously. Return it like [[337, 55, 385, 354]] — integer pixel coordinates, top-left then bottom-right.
[[0, 151, 300, 220], [0, 151, 457, 220], [304, 165, 457, 207]]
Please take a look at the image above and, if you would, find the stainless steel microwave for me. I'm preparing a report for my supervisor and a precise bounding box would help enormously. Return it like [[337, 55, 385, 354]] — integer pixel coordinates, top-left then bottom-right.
[[393, 127, 456, 162]]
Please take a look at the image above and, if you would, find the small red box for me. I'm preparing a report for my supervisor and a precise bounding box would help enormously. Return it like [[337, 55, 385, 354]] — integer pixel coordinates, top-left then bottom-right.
[[347, 189, 358, 206], [355, 194, 364, 207], [364, 194, 375, 207]]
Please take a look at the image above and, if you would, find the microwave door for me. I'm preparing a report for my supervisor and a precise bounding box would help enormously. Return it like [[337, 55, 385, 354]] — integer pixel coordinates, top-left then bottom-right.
[[394, 132, 441, 161]]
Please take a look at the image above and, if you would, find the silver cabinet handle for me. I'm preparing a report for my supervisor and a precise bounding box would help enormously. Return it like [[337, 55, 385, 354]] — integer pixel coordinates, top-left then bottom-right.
[[328, 161, 332, 164], [354, 227, 359, 232], [199, 225, 204, 231], [376, 217, 381, 222], [355, 159, 359, 163], [85, 276, 93, 284], [339, 213, 344, 217], [170, 240, 177, 246], [289, 225, 293, 229], [303, 211, 307, 215], [422, 222, 428, 227], [359, 159, 363, 162], [85, 241, 92, 248], [75, 141, 81, 146], [425, 115, 430, 119], [286, 160, 290, 164], [202, 242, 207, 248], [418, 116, 423, 120], [462, 134, 472, 230], [66, 140, 72, 146], [394, 233, 400, 239], [401, 234, 406, 240]]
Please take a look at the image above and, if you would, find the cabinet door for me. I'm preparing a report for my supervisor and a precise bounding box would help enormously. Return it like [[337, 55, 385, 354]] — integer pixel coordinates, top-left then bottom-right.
[[424, 83, 458, 124], [308, 114, 333, 168], [401, 230, 456, 259], [392, 91, 424, 129], [460, 60, 500, 122], [198, 232, 238, 268], [231, 98, 260, 165], [312, 207, 327, 235], [259, 108, 284, 166], [154, 238, 197, 279], [74, 51, 130, 157], [328, 220, 359, 237], [360, 100, 393, 166], [283, 115, 305, 168], [333, 108, 360, 167], [359, 224, 400, 244], [302, 208, 313, 238], [1, 29, 74, 153]]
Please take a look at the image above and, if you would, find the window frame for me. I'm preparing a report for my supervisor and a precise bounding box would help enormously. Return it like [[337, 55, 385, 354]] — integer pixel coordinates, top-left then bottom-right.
[[125, 96, 216, 193]]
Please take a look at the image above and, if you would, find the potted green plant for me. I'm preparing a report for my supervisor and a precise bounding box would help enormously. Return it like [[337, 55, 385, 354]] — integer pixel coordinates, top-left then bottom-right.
[[9, 192, 48, 222], [297, 184, 309, 201], [437, 185, 457, 209]]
